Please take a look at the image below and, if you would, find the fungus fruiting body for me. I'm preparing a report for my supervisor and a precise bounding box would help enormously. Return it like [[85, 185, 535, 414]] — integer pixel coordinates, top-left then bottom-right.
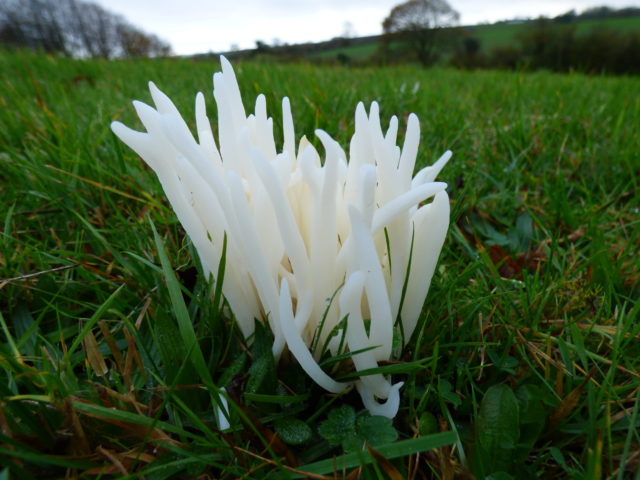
[[111, 57, 450, 418]]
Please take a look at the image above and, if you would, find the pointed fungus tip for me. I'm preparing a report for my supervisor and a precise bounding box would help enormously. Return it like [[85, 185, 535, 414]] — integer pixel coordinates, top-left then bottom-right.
[[220, 55, 233, 73]]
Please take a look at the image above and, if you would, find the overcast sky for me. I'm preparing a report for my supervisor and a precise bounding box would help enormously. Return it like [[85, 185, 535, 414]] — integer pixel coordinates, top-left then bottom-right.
[[93, 0, 639, 55]]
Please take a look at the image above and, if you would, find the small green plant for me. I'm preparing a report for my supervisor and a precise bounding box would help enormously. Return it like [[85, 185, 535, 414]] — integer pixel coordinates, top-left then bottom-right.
[[318, 404, 398, 452]]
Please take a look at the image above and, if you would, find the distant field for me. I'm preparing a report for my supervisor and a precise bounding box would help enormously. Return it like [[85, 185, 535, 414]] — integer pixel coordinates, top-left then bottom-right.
[[1, 50, 639, 478], [312, 41, 379, 61], [311, 15, 640, 61], [471, 15, 640, 52]]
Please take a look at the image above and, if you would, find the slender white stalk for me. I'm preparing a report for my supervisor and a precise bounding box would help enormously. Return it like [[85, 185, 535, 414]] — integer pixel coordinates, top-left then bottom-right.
[[279, 279, 348, 394], [216, 388, 231, 431]]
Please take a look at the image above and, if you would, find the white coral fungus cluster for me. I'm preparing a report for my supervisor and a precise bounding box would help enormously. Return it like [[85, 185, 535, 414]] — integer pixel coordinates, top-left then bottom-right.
[[111, 57, 450, 419]]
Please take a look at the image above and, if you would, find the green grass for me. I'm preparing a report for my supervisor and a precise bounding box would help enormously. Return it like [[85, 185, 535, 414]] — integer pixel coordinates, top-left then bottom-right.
[[1, 49, 639, 478]]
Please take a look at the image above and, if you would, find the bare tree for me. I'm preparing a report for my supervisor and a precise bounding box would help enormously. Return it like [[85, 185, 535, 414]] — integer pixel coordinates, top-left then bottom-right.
[[67, 0, 102, 57], [84, 3, 123, 58], [117, 21, 171, 58], [0, 0, 68, 53], [30, 0, 68, 53], [382, 0, 460, 65], [0, 0, 29, 48], [0, 0, 171, 58]]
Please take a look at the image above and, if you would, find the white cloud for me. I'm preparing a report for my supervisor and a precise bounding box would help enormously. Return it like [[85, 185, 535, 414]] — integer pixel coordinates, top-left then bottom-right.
[[92, 0, 640, 55], [452, 0, 638, 25]]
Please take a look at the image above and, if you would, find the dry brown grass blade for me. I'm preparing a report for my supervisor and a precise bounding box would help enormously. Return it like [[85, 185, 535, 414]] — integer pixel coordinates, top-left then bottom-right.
[[0, 263, 77, 289], [91, 382, 148, 412], [555, 358, 565, 400], [436, 446, 455, 480], [84, 447, 155, 475], [135, 296, 153, 329], [550, 367, 598, 428], [83, 464, 125, 476], [82, 330, 108, 377], [345, 465, 364, 479], [233, 446, 331, 480], [577, 321, 639, 340], [71, 397, 183, 449], [523, 328, 640, 380], [79, 261, 140, 287], [62, 397, 91, 455], [610, 449, 640, 477], [263, 429, 298, 467], [120, 448, 155, 463], [123, 327, 146, 389], [225, 379, 298, 467], [367, 445, 404, 480], [98, 320, 125, 372], [0, 402, 10, 438], [514, 328, 571, 376], [45, 164, 148, 203], [95, 445, 129, 476], [610, 400, 640, 425]]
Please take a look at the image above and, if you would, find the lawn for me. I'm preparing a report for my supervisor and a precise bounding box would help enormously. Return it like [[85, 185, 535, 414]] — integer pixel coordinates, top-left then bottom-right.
[[0, 50, 639, 478]]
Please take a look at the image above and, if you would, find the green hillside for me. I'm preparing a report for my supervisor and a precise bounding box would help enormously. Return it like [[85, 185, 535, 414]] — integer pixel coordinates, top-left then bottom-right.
[[471, 15, 640, 52], [312, 41, 379, 61], [309, 15, 640, 62]]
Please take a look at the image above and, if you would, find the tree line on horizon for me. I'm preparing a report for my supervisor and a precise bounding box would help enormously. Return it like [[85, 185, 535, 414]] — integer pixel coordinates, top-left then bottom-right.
[[449, 9, 640, 75], [0, 0, 171, 58], [237, 1, 640, 76], [378, 1, 640, 75], [2, 0, 640, 75], [450, 22, 640, 75]]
